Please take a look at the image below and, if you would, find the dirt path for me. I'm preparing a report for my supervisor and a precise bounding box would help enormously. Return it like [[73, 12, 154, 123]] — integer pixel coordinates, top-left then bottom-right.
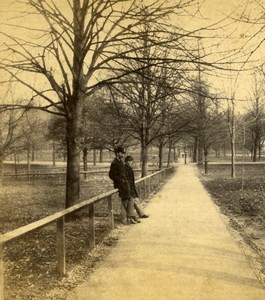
[[67, 164, 265, 300]]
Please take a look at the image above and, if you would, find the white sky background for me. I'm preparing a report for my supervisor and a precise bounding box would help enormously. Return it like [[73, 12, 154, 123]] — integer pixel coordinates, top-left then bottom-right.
[[183, 0, 264, 111], [0, 0, 264, 112], [199, 0, 264, 111]]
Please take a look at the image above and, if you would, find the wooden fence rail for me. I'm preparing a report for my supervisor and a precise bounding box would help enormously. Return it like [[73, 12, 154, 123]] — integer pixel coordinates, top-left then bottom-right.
[[0, 167, 174, 300]]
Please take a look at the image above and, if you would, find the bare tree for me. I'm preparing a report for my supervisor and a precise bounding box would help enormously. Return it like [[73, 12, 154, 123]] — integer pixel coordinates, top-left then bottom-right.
[[106, 7, 200, 176], [187, 78, 224, 173], [243, 71, 265, 161], [232, 0, 265, 68], [47, 115, 67, 164], [108, 54, 190, 176], [0, 108, 30, 184], [226, 97, 236, 178], [0, 0, 190, 207]]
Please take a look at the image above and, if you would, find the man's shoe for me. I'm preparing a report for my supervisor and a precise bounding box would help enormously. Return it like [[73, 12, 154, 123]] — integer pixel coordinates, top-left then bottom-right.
[[127, 217, 137, 224], [132, 217, 141, 223], [141, 214, 149, 218]]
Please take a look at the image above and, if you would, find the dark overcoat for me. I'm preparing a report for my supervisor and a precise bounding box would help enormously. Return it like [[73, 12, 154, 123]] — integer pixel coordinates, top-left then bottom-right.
[[125, 164, 138, 198], [109, 157, 130, 200]]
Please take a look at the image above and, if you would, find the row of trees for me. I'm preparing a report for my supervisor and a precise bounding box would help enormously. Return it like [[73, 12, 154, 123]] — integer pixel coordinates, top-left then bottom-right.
[[0, 0, 264, 207], [2, 69, 264, 177]]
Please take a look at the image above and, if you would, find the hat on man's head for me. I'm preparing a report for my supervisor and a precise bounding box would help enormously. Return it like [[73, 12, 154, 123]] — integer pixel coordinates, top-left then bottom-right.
[[116, 146, 126, 154], [125, 155, 133, 162]]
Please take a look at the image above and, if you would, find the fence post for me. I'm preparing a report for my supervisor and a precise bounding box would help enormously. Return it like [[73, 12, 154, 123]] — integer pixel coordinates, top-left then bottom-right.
[[137, 184, 141, 199], [143, 180, 146, 199], [89, 203, 95, 249], [56, 217, 66, 276], [108, 195, 114, 230], [147, 177, 151, 196], [0, 243, 4, 300]]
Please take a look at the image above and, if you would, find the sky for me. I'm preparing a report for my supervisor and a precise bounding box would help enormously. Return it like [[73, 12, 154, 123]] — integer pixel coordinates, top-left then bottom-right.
[[0, 0, 264, 112], [185, 0, 265, 111]]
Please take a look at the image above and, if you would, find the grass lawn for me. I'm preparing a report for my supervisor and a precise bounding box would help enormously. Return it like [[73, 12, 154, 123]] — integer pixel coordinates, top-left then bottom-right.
[[0, 177, 123, 300], [199, 163, 265, 284], [199, 164, 265, 218], [0, 167, 159, 300], [1, 163, 264, 298]]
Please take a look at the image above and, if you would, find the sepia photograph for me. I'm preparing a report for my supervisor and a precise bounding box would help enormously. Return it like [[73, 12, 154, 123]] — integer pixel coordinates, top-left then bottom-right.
[[0, 0, 264, 299]]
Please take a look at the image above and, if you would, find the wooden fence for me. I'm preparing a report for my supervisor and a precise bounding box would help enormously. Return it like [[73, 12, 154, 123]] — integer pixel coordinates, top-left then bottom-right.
[[0, 167, 174, 300]]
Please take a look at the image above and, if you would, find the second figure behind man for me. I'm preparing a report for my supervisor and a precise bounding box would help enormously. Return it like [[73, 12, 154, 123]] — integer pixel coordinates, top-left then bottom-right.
[[125, 155, 149, 219]]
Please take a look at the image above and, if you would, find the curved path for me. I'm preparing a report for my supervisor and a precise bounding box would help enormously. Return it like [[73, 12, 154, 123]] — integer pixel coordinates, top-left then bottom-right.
[[67, 164, 265, 300]]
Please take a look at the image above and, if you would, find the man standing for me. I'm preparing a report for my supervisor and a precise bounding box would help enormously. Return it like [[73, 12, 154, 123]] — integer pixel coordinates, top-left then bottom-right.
[[125, 155, 149, 219], [109, 147, 137, 224]]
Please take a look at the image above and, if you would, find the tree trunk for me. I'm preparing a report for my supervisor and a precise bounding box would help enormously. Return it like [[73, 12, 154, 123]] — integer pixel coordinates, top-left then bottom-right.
[[167, 145, 172, 167], [27, 145, 31, 174], [99, 149, 103, 163], [64, 0, 86, 209], [204, 148, 208, 174], [158, 143, 163, 169], [14, 151, 18, 174], [223, 144, 226, 157], [65, 114, 81, 209], [31, 144, 35, 162], [258, 144, 262, 161], [193, 136, 198, 163], [198, 136, 203, 164], [230, 139, 236, 178], [93, 149, 96, 166], [189, 147, 192, 158], [141, 147, 148, 177], [0, 145, 3, 187], [83, 147, 88, 180], [52, 139, 56, 166], [141, 140, 149, 177], [253, 140, 258, 162], [83, 148, 88, 172], [227, 105, 236, 178]]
